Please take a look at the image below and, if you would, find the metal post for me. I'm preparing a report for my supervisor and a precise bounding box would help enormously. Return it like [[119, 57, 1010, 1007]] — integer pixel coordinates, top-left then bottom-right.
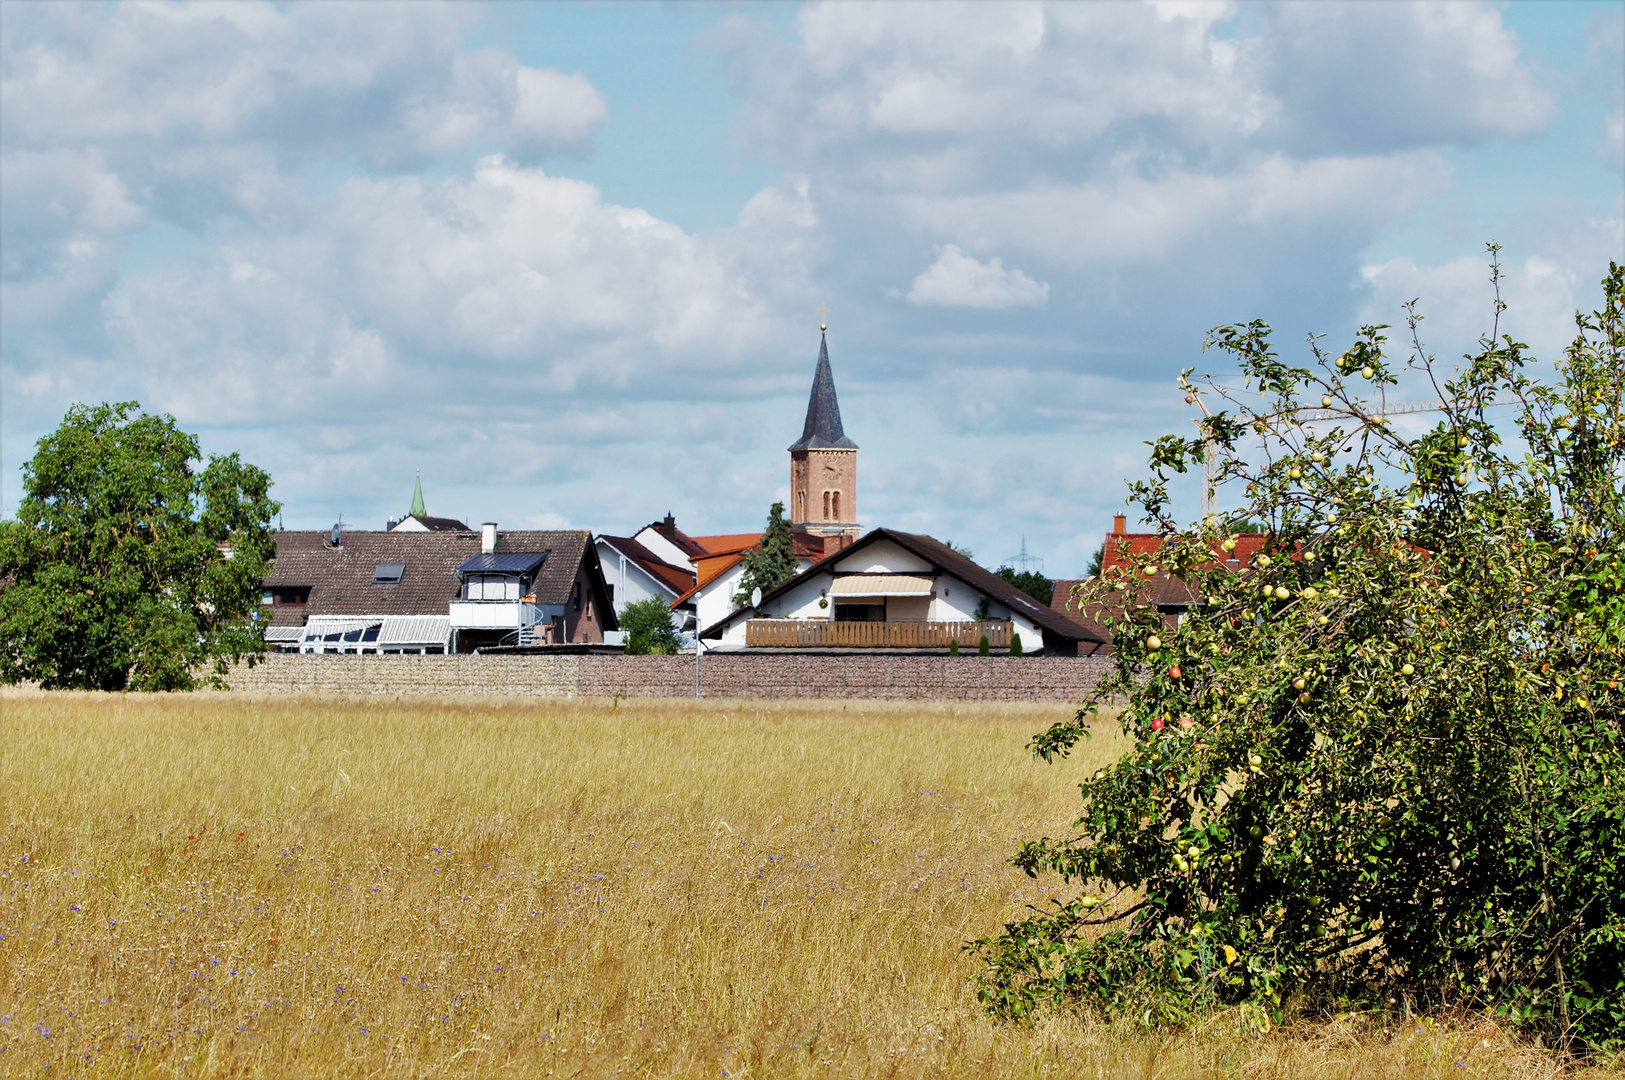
[[694, 632, 702, 699]]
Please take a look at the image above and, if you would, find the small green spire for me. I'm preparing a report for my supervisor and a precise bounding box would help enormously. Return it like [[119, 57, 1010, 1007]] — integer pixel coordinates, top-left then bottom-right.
[[409, 472, 426, 518]]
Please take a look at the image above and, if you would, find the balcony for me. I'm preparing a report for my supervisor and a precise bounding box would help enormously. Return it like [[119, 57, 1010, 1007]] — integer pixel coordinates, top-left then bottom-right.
[[448, 601, 545, 630], [744, 619, 1011, 649]]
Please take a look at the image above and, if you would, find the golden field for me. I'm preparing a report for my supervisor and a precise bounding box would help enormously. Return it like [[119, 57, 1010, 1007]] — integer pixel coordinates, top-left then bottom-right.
[[0, 691, 1604, 1079]]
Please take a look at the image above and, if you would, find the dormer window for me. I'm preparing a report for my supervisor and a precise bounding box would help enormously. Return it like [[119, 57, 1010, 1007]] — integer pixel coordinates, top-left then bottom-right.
[[372, 562, 405, 586]]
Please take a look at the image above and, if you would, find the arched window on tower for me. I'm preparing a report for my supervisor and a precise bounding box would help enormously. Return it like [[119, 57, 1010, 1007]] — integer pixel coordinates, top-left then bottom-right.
[[823, 491, 831, 520], [832, 491, 841, 521], [798, 491, 806, 522]]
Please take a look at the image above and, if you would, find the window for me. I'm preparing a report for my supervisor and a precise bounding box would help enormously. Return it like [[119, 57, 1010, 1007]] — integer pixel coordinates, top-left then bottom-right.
[[823, 491, 831, 520], [464, 575, 519, 601], [832, 491, 841, 521], [834, 603, 885, 622], [267, 587, 309, 606], [372, 562, 405, 585]]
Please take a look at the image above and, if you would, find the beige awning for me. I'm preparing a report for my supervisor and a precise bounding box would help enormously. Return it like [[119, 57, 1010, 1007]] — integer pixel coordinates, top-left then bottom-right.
[[828, 574, 934, 597]]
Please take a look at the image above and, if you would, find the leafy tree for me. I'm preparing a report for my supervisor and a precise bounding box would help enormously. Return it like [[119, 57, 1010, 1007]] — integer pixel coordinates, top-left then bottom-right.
[[998, 567, 1054, 606], [973, 253, 1625, 1052], [733, 501, 799, 607], [620, 595, 681, 655], [1085, 541, 1105, 578], [946, 540, 977, 561], [0, 402, 279, 690]]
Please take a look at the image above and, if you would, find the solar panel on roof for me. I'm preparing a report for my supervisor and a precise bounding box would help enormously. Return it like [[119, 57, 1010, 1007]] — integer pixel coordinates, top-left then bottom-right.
[[372, 561, 406, 585], [455, 552, 547, 575]]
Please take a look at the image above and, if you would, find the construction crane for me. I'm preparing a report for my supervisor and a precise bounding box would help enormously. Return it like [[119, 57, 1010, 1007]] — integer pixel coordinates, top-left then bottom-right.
[[1182, 383, 1515, 522]]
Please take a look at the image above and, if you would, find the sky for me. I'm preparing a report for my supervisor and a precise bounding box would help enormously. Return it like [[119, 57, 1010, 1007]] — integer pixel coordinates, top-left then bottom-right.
[[2, 0, 1621, 575]]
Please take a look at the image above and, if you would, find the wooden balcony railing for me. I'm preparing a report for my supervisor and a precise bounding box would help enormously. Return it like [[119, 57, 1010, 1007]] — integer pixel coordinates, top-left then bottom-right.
[[744, 619, 1012, 649]]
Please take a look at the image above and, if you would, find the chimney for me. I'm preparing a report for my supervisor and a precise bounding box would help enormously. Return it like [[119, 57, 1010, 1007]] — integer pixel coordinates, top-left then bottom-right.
[[661, 512, 677, 542], [1112, 514, 1127, 535], [481, 522, 497, 554]]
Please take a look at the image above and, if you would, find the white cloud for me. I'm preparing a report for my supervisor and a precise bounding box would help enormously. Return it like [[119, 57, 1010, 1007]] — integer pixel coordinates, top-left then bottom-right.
[[0, 3, 605, 161], [1357, 245, 1618, 371], [97, 156, 791, 428], [907, 245, 1048, 309]]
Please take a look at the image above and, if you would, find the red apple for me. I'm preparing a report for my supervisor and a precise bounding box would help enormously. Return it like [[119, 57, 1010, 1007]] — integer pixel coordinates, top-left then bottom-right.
[[1168, 666, 1182, 679], [1150, 717, 1165, 731]]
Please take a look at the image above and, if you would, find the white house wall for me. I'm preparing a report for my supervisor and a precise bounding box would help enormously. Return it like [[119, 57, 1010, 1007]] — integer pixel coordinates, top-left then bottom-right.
[[632, 526, 693, 568], [711, 561, 1048, 653], [833, 540, 933, 574], [694, 561, 751, 635], [595, 539, 680, 617]]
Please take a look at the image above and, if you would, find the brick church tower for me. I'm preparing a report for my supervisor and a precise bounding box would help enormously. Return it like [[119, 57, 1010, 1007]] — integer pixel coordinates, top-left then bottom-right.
[[788, 329, 860, 540]]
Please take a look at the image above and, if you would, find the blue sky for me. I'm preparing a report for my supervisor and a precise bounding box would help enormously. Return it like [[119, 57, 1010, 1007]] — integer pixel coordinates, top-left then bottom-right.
[[2, 0, 1621, 573]]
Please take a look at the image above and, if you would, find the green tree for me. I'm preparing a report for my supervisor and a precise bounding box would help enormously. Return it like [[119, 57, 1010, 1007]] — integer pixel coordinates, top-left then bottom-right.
[[1085, 541, 1105, 578], [974, 253, 1625, 1052], [620, 595, 681, 655], [0, 402, 280, 690], [997, 567, 1054, 606], [734, 501, 799, 607]]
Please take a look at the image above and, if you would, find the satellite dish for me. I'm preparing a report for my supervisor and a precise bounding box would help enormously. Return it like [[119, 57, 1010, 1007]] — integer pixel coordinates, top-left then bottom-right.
[[751, 586, 763, 608]]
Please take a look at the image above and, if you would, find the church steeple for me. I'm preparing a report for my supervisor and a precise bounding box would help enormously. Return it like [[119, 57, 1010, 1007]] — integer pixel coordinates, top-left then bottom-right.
[[788, 333, 858, 452], [409, 472, 427, 517], [788, 329, 859, 538]]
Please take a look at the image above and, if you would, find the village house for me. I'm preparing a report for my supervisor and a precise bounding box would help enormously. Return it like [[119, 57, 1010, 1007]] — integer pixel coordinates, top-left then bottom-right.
[[594, 521, 696, 618], [1048, 515, 1275, 650], [701, 527, 1106, 655], [262, 521, 616, 654]]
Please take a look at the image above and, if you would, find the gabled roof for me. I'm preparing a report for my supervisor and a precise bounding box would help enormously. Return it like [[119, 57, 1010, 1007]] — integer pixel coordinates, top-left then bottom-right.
[[669, 531, 832, 608], [597, 535, 695, 596], [788, 333, 858, 451], [639, 520, 709, 559], [700, 528, 1105, 644], [265, 529, 599, 626], [393, 514, 470, 532]]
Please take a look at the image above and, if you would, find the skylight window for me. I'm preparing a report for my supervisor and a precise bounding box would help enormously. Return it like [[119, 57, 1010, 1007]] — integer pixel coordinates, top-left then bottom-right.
[[372, 562, 405, 586]]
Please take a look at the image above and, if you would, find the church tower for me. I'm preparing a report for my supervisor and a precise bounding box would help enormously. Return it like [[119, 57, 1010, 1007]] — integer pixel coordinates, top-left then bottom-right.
[[789, 329, 860, 540]]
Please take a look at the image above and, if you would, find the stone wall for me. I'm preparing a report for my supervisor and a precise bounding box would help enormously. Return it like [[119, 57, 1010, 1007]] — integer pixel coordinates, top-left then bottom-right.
[[219, 652, 1113, 702]]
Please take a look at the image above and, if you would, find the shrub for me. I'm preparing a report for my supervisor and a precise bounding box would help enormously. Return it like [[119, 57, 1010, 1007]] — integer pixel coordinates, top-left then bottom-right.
[[1010, 633, 1024, 657], [978, 635, 990, 657], [949, 638, 961, 657], [621, 596, 680, 655], [972, 253, 1625, 1053]]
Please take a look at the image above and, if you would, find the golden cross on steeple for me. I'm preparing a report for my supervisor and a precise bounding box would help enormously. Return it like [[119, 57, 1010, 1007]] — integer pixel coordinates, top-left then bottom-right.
[[818, 302, 829, 331]]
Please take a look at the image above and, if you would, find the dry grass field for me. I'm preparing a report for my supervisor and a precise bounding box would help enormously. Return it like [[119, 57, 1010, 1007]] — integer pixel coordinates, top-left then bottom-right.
[[0, 692, 1606, 1079]]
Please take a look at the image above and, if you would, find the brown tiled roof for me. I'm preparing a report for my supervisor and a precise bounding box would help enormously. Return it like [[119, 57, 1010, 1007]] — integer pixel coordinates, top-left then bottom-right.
[[395, 514, 469, 532], [1061, 527, 1280, 651], [1048, 579, 1115, 644], [598, 535, 695, 595], [266, 529, 597, 625]]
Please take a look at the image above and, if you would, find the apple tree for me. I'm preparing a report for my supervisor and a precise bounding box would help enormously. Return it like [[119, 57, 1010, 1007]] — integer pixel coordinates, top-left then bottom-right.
[[973, 252, 1624, 1052]]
